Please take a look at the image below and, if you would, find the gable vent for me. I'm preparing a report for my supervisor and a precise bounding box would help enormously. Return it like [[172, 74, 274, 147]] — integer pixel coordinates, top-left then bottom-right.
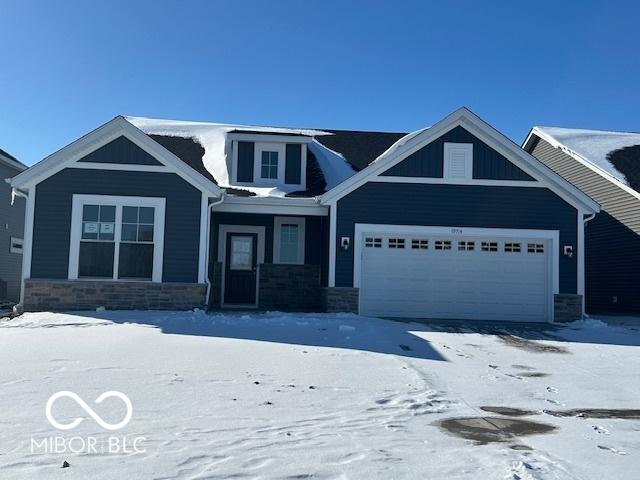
[[444, 143, 473, 180]]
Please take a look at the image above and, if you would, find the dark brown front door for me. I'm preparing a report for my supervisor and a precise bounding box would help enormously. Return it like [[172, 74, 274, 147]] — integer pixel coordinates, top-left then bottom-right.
[[224, 233, 257, 305]]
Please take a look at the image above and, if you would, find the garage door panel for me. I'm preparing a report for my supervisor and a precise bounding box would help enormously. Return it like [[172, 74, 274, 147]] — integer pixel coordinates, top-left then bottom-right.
[[359, 231, 551, 322]]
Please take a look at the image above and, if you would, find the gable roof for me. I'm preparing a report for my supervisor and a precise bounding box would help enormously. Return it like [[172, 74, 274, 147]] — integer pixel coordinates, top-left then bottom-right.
[[10, 117, 221, 195], [524, 127, 640, 199], [0, 147, 26, 172], [127, 116, 409, 198], [320, 107, 600, 213]]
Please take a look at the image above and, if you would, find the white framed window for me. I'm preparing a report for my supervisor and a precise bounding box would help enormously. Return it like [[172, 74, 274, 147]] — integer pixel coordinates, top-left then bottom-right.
[[274, 216, 305, 264], [260, 150, 279, 179], [528, 243, 545, 254], [458, 240, 475, 251], [232, 139, 307, 189], [435, 240, 452, 250], [481, 241, 498, 252], [444, 142, 473, 180], [10, 237, 23, 254], [365, 237, 382, 248], [388, 238, 405, 249], [411, 239, 429, 249], [68, 195, 165, 282], [254, 142, 287, 185], [505, 242, 521, 253]]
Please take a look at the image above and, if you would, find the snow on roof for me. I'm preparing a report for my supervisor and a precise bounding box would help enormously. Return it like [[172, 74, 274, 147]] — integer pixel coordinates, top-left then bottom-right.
[[372, 126, 430, 165], [535, 126, 640, 186], [126, 116, 355, 197]]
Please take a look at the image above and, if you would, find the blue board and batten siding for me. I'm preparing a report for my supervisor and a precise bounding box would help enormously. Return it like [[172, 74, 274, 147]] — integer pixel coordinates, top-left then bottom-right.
[[32, 168, 202, 283], [336, 126, 578, 294], [382, 126, 535, 181], [335, 183, 578, 292], [210, 212, 327, 267], [78, 136, 163, 165]]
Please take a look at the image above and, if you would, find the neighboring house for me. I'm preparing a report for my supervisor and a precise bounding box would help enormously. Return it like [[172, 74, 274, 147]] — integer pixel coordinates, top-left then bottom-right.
[[524, 127, 640, 314], [10, 108, 599, 322], [0, 148, 27, 304]]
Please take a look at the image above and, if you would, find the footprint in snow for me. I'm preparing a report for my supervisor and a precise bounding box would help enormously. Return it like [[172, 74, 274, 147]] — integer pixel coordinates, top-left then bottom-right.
[[598, 445, 627, 455]]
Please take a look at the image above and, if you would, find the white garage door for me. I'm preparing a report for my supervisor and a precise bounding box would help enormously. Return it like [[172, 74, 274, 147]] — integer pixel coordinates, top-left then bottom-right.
[[358, 228, 552, 322]]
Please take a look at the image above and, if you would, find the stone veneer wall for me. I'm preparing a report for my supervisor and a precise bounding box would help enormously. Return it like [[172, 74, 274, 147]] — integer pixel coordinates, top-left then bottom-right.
[[258, 264, 322, 311], [24, 279, 206, 311], [322, 287, 359, 313], [554, 294, 583, 322]]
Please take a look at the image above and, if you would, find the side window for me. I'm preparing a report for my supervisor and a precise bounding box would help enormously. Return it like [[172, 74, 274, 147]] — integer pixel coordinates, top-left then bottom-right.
[[274, 217, 305, 264]]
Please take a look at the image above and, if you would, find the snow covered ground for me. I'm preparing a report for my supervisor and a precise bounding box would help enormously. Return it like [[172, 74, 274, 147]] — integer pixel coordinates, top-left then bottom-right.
[[1, 311, 639, 479]]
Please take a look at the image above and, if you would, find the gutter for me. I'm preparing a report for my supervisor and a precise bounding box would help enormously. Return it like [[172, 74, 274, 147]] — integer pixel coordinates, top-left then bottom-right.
[[204, 191, 227, 308]]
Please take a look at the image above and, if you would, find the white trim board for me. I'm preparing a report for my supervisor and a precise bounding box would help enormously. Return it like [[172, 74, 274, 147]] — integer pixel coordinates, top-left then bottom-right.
[[68, 194, 166, 283], [217, 224, 266, 308], [213, 195, 327, 216], [368, 177, 544, 187], [10, 116, 221, 195], [353, 223, 559, 322], [321, 107, 600, 214], [524, 127, 640, 203]]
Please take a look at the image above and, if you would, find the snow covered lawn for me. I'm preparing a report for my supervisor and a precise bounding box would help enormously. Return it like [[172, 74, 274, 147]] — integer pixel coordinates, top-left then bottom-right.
[[1, 311, 639, 479]]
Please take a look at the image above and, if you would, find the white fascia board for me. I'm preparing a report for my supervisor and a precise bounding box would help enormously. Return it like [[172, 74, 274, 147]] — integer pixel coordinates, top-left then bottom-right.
[[214, 195, 328, 216], [10, 117, 222, 196], [227, 133, 313, 144], [526, 127, 640, 203], [320, 107, 600, 213]]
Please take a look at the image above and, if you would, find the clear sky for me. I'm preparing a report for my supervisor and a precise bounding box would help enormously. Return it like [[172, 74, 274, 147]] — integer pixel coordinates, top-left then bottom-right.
[[1, 0, 638, 166]]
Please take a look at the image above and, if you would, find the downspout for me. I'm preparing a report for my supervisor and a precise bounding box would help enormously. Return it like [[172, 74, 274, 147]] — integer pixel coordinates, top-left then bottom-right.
[[10, 186, 29, 311], [204, 191, 227, 308], [581, 212, 596, 319], [11, 186, 28, 204]]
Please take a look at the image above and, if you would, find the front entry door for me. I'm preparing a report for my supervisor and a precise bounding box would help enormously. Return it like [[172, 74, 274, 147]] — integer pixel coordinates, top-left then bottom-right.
[[224, 233, 258, 305]]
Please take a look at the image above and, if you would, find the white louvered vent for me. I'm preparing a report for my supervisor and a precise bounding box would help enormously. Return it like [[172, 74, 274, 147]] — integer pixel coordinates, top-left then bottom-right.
[[444, 143, 473, 180]]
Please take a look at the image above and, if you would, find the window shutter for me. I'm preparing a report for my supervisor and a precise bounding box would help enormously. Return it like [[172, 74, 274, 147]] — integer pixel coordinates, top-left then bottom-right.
[[285, 144, 302, 185], [236, 141, 255, 182]]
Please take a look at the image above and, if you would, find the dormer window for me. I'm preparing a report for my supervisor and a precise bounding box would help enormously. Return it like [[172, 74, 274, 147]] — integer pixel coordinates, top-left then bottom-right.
[[231, 135, 308, 190], [260, 150, 279, 179], [444, 142, 473, 180]]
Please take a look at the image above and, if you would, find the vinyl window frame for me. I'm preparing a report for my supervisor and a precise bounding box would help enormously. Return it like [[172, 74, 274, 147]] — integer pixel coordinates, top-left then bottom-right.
[[68, 194, 166, 282], [273, 216, 305, 265]]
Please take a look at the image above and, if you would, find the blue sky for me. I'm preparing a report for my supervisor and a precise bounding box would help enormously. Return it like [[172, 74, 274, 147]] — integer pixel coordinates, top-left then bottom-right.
[[1, 0, 638, 166]]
